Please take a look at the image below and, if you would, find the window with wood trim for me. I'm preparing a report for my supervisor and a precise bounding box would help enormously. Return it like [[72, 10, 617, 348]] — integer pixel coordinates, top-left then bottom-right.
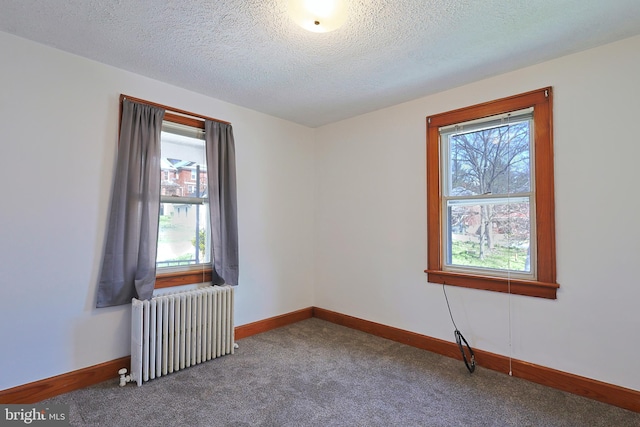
[[425, 88, 558, 299], [118, 96, 231, 289], [156, 117, 211, 288]]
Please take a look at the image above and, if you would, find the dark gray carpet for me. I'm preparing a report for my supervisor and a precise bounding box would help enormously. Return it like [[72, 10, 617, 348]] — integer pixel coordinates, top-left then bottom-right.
[[42, 318, 640, 426]]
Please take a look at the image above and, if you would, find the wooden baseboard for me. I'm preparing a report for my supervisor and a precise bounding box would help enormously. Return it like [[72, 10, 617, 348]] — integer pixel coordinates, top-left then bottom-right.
[[0, 356, 130, 404], [235, 307, 313, 340], [313, 307, 640, 413], [0, 307, 314, 404], [3, 306, 638, 414]]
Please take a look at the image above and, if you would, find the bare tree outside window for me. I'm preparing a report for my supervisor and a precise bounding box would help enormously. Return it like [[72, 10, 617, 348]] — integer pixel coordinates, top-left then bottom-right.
[[426, 88, 557, 299], [444, 118, 532, 272]]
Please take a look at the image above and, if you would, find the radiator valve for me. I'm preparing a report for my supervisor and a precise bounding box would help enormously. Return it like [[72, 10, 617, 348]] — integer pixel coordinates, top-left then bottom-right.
[[118, 368, 133, 387]]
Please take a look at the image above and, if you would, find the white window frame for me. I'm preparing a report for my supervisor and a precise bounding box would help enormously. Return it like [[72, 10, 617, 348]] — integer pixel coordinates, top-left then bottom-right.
[[439, 109, 536, 281], [157, 121, 211, 274]]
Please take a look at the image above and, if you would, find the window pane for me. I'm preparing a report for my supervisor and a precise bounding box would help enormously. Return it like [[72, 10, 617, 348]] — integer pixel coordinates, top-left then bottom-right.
[[158, 127, 210, 269], [161, 131, 207, 199], [446, 200, 531, 273], [447, 121, 530, 196], [157, 203, 211, 268]]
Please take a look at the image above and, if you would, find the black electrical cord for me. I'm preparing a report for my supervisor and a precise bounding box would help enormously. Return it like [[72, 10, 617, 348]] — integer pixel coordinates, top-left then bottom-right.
[[443, 284, 476, 373]]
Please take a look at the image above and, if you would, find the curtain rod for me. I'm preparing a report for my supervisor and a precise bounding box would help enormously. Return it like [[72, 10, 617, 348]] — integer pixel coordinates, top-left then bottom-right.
[[120, 94, 231, 125]]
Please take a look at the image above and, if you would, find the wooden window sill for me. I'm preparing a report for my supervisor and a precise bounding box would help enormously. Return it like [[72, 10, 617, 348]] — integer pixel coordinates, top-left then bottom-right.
[[425, 270, 558, 299], [155, 268, 213, 289]]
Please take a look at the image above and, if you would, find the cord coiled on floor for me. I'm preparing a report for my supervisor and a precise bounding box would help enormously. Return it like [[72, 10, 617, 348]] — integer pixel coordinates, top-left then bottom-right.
[[443, 284, 476, 374]]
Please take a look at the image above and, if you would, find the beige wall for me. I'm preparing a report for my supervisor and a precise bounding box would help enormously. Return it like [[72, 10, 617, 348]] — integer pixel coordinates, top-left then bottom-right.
[[2, 28, 639, 395], [314, 35, 640, 392], [0, 31, 316, 390]]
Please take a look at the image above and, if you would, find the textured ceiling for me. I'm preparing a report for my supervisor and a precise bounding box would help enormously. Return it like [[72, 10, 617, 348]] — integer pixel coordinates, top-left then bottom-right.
[[2, 1, 640, 127]]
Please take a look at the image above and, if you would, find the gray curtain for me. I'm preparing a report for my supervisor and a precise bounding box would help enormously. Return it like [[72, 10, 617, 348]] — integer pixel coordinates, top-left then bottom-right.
[[96, 100, 165, 307], [205, 120, 239, 286]]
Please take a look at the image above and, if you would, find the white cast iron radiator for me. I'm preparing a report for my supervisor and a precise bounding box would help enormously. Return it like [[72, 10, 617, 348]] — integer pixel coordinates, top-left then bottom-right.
[[128, 285, 235, 386]]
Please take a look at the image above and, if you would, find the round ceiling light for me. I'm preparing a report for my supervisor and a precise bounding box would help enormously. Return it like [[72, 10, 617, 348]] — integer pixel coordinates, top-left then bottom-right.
[[288, 0, 348, 33]]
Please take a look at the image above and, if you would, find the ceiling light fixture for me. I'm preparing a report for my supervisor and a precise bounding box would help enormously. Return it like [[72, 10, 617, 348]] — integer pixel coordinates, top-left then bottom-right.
[[288, 0, 348, 33]]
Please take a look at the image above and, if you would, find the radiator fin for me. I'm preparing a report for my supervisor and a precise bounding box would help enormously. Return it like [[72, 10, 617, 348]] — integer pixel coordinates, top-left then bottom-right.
[[131, 285, 235, 386]]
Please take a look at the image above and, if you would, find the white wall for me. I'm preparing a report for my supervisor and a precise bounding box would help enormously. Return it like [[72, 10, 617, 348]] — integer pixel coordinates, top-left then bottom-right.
[[0, 31, 315, 390], [2, 28, 639, 395], [314, 35, 640, 392]]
